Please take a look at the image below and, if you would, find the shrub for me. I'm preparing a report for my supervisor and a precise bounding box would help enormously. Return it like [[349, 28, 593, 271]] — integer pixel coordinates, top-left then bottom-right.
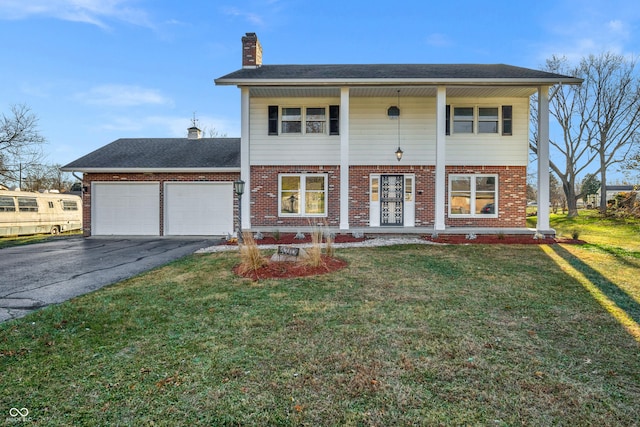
[[571, 229, 580, 240]]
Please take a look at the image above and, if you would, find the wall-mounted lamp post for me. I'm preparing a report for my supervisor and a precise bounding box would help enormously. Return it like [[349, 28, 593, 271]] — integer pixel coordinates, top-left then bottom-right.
[[233, 179, 245, 244]]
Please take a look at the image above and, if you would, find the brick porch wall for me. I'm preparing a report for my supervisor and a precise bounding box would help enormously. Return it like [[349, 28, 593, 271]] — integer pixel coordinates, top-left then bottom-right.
[[82, 172, 240, 236], [249, 165, 526, 229]]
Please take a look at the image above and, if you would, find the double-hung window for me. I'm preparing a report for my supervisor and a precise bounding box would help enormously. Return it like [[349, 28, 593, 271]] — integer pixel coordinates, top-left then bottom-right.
[[279, 174, 327, 217], [453, 107, 474, 133], [269, 105, 339, 135], [449, 174, 497, 217], [446, 105, 512, 135], [478, 107, 499, 133], [281, 107, 302, 134]]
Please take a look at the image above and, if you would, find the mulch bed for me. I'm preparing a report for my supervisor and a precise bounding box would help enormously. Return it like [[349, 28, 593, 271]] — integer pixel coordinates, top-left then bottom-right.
[[233, 255, 348, 280]]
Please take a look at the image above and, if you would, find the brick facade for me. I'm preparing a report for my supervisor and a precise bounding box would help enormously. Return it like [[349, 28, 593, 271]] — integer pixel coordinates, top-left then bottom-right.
[[82, 172, 240, 236], [248, 165, 526, 230], [249, 166, 341, 228]]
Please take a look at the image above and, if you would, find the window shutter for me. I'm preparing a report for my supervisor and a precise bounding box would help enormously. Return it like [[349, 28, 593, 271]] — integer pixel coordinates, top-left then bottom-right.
[[268, 105, 278, 135], [502, 106, 512, 136], [445, 105, 450, 136], [329, 105, 340, 135]]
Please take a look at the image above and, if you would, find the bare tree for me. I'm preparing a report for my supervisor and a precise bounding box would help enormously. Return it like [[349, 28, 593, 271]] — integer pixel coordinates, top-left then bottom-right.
[[0, 104, 46, 187], [531, 55, 595, 216], [583, 53, 640, 212], [531, 54, 640, 216], [22, 164, 74, 192]]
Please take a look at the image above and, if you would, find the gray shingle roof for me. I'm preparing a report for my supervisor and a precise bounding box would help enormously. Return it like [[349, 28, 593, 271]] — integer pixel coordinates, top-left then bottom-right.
[[62, 138, 240, 171], [215, 64, 581, 84]]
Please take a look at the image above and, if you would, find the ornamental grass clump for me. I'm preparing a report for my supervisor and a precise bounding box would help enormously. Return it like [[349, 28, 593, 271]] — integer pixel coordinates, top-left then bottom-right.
[[238, 231, 267, 275], [305, 228, 324, 268]]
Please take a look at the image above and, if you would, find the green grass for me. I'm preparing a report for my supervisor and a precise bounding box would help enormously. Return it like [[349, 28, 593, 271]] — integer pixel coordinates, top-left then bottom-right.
[[528, 210, 640, 253], [0, 231, 82, 249], [1, 239, 639, 425]]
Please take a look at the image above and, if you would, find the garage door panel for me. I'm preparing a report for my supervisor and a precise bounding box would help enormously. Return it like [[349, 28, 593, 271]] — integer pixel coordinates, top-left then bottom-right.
[[165, 182, 233, 236], [93, 183, 160, 235]]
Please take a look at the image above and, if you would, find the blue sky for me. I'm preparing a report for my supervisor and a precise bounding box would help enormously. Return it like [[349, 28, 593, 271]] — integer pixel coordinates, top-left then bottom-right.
[[1, 0, 639, 173]]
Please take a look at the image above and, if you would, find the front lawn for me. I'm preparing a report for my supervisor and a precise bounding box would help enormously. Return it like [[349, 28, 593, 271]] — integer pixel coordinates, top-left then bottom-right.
[[1, 241, 639, 425]]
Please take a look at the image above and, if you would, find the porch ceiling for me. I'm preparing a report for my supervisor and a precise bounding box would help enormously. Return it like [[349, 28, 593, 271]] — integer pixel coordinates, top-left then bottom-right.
[[248, 86, 537, 98]]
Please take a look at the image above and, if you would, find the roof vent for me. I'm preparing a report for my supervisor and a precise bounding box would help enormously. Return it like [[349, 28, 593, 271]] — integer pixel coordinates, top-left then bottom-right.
[[242, 32, 262, 69]]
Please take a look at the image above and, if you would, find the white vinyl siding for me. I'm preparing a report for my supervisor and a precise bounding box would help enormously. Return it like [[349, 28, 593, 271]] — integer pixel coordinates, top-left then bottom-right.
[[250, 96, 529, 167], [164, 182, 233, 236], [250, 97, 340, 165], [92, 182, 160, 235], [350, 97, 436, 165], [445, 97, 529, 166]]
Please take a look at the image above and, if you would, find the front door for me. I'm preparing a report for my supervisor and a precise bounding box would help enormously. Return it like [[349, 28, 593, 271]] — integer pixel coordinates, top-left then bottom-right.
[[380, 175, 404, 226]]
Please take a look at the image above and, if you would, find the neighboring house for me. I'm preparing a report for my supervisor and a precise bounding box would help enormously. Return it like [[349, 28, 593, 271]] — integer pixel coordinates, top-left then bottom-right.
[[62, 32, 581, 237], [62, 130, 239, 236], [594, 185, 639, 207], [214, 33, 581, 235]]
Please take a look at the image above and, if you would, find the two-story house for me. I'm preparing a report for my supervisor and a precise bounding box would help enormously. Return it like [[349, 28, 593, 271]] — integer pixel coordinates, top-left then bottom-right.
[[63, 32, 581, 237], [214, 33, 581, 236]]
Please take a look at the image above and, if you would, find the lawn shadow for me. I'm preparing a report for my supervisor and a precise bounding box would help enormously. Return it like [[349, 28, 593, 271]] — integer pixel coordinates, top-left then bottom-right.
[[548, 244, 640, 331]]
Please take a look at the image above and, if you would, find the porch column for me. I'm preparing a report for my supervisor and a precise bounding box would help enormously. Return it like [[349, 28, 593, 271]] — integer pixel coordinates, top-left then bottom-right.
[[339, 87, 350, 230], [434, 86, 447, 231], [240, 86, 251, 229], [537, 85, 551, 233]]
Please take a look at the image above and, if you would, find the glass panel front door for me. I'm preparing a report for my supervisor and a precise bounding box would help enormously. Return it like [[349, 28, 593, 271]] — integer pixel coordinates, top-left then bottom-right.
[[380, 175, 404, 226]]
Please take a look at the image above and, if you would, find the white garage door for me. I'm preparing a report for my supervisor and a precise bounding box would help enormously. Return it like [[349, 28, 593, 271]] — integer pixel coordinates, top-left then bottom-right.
[[164, 182, 233, 236], [93, 182, 160, 235]]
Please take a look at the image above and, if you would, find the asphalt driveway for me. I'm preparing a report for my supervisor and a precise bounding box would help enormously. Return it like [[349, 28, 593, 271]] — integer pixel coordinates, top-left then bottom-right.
[[0, 236, 219, 322]]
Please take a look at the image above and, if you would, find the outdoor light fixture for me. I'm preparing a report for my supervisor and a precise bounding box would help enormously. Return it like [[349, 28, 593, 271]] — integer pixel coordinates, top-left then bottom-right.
[[394, 89, 403, 161], [395, 146, 404, 161], [233, 179, 245, 197], [234, 179, 245, 243]]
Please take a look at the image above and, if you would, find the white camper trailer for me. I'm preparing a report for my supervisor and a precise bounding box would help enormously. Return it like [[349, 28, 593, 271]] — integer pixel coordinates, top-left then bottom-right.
[[0, 189, 82, 236]]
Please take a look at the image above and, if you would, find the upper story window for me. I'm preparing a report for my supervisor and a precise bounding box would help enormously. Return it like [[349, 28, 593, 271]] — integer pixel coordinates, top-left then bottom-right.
[[282, 107, 302, 133], [453, 107, 474, 133], [269, 105, 339, 136], [478, 107, 499, 133], [446, 105, 512, 136]]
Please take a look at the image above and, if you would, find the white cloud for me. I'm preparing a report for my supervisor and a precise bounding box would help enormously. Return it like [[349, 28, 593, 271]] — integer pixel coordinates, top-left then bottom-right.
[[76, 84, 173, 107], [0, 0, 152, 29], [425, 33, 452, 48], [98, 114, 239, 138], [222, 6, 264, 26]]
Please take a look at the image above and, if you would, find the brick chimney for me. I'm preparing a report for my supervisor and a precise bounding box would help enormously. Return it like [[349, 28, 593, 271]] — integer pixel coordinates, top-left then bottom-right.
[[242, 32, 262, 69]]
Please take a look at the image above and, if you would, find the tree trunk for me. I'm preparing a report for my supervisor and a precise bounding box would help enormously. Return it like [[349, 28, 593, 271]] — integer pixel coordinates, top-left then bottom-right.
[[599, 157, 608, 213], [563, 180, 580, 217]]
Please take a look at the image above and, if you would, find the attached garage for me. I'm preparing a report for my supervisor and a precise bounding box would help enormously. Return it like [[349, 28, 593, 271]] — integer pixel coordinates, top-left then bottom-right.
[[92, 182, 160, 235], [62, 135, 240, 237], [164, 182, 233, 236]]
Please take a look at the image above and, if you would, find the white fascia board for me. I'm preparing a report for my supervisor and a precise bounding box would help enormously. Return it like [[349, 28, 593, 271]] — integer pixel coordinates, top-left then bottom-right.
[[59, 167, 240, 173], [215, 77, 583, 86]]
